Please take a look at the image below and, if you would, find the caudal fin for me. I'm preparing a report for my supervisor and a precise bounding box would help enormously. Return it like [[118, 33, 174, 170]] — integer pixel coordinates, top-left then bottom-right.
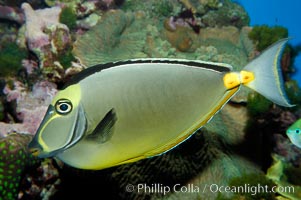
[[243, 38, 294, 107]]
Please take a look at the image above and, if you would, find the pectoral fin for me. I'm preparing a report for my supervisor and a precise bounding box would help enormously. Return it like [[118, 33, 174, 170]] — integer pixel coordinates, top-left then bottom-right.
[[86, 108, 117, 143]]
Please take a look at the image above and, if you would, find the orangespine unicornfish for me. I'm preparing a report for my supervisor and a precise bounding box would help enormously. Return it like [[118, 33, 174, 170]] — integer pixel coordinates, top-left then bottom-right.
[[28, 38, 294, 170], [286, 119, 301, 148]]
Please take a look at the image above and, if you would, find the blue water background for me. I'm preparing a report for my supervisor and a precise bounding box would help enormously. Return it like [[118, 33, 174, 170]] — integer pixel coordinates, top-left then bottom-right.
[[237, 0, 301, 86]]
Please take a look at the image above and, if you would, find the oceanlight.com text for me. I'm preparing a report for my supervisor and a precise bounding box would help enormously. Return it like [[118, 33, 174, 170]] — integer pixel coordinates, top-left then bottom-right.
[[125, 183, 295, 196]]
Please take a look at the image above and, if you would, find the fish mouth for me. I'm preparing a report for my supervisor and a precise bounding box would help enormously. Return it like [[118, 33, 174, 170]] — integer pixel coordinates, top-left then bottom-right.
[[29, 147, 40, 157], [28, 146, 63, 158], [28, 136, 44, 157], [28, 138, 58, 158]]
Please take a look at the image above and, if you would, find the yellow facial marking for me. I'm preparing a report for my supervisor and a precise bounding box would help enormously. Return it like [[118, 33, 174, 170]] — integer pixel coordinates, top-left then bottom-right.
[[240, 70, 255, 85], [223, 72, 240, 89], [52, 84, 82, 108], [38, 84, 82, 152], [37, 113, 60, 152]]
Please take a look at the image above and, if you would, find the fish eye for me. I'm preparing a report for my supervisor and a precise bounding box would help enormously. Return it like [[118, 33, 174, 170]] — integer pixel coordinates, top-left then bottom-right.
[[55, 99, 73, 115], [296, 129, 301, 134]]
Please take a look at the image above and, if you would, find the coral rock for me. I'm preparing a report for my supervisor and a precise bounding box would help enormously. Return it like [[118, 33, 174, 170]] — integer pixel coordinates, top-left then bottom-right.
[[199, 0, 222, 9], [73, 10, 147, 66], [201, 26, 240, 45], [0, 133, 39, 200], [1, 80, 57, 137], [21, 3, 72, 82], [202, 0, 249, 28], [163, 24, 198, 52]]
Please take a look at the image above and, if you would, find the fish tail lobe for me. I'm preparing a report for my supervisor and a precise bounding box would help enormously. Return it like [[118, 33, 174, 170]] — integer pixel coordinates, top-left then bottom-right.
[[242, 38, 294, 107]]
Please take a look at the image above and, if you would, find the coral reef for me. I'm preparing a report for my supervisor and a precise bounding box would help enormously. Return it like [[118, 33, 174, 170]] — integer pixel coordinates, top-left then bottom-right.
[[73, 9, 147, 66], [122, 0, 180, 18], [22, 3, 73, 82], [274, 134, 301, 166], [199, 0, 222, 9], [248, 25, 288, 51], [219, 173, 277, 200], [59, 6, 77, 30], [0, 0, 299, 199], [163, 25, 197, 52], [0, 101, 4, 121], [0, 133, 59, 200], [0, 5, 24, 24], [18, 158, 60, 199], [152, 0, 174, 17], [286, 80, 301, 106], [0, 133, 39, 200], [267, 154, 301, 200], [247, 92, 273, 117], [73, 1, 252, 67], [201, 0, 249, 28], [0, 42, 27, 77], [0, 80, 57, 137]]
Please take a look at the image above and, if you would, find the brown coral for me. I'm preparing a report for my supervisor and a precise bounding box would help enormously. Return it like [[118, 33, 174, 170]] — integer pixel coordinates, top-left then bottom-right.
[[163, 23, 197, 52]]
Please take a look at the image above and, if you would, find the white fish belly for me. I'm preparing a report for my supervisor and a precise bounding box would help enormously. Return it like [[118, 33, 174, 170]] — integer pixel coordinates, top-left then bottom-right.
[[59, 63, 230, 169]]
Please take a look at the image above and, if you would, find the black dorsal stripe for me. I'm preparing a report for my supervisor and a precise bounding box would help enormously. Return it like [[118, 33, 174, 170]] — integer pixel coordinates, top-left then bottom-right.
[[62, 59, 231, 89]]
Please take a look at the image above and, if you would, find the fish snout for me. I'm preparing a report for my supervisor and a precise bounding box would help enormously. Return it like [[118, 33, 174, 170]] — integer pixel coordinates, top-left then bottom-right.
[[29, 147, 41, 157], [28, 139, 43, 157]]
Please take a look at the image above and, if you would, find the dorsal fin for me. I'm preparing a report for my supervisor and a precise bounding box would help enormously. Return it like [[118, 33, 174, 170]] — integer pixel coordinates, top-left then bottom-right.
[[63, 59, 232, 89]]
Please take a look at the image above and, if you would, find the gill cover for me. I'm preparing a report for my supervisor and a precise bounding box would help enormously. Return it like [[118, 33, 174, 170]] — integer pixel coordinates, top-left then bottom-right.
[[28, 85, 86, 157]]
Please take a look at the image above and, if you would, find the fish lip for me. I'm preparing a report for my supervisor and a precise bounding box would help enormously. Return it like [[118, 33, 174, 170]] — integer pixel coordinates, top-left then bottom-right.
[[38, 149, 62, 158], [28, 146, 41, 157], [28, 139, 64, 158], [28, 137, 52, 158]]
